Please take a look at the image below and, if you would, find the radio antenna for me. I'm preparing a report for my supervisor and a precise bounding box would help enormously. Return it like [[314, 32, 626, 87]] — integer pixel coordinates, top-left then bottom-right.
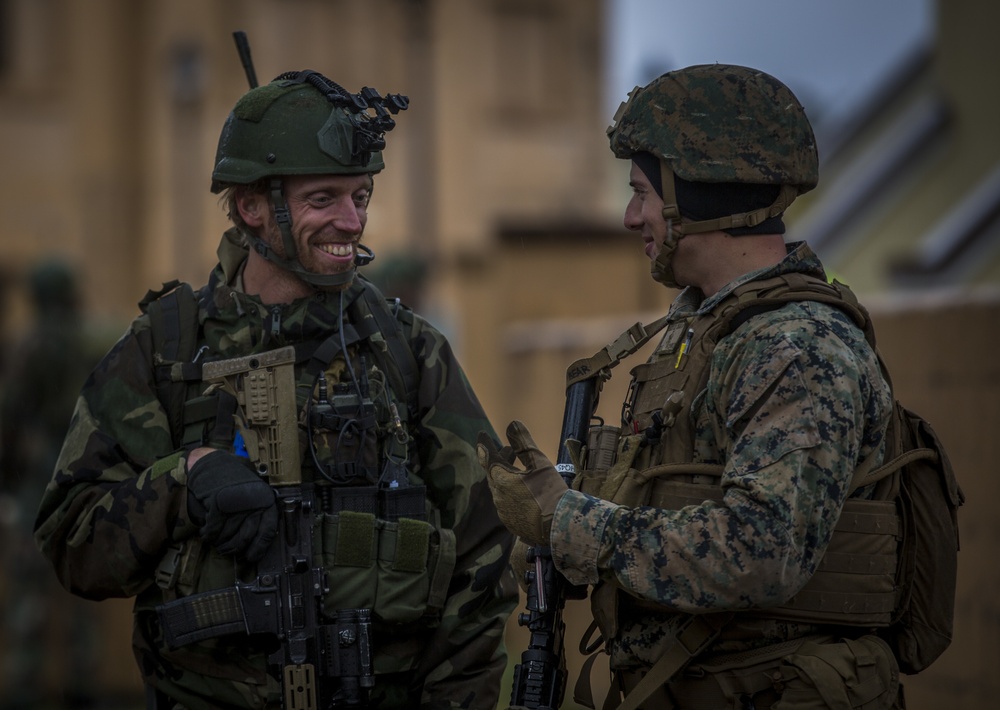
[[232, 31, 258, 89]]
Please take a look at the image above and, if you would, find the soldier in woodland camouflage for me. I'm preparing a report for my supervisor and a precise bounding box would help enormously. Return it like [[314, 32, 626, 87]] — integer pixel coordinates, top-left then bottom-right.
[[35, 69, 516, 709], [480, 65, 907, 709]]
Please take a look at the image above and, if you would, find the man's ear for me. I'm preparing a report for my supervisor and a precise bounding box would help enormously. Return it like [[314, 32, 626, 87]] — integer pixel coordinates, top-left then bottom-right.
[[236, 190, 267, 228]]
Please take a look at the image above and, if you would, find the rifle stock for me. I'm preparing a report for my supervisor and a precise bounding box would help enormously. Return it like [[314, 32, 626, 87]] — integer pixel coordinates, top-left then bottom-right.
[[509, 378, 599, 709]]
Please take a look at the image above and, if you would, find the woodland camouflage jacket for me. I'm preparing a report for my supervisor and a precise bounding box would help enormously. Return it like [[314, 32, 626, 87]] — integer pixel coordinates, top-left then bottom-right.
[[34, 231, 517, 709]]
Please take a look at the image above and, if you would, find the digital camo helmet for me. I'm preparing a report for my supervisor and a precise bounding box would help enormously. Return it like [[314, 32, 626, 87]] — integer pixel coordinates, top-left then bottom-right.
[[607, 64, 818, 287], [211, 70, 408, 288]]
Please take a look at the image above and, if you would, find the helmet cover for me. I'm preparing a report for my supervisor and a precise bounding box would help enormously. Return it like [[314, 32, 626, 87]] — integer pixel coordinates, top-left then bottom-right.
[[608, 64, 818, 194]]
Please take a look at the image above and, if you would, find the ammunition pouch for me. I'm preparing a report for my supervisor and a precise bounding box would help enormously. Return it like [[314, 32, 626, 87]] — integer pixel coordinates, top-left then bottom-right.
[[614, 634, 901, 710], [152, 503, 454, 632], [772, 635, 901, 710], [318, 508, 455, 628]]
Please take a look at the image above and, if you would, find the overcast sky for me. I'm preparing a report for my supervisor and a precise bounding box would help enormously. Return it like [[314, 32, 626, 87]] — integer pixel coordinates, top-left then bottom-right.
[[605, 0, 936, 132]]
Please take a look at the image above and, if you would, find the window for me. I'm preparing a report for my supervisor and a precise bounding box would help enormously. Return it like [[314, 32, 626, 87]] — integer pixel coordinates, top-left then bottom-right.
[[0, 0, 61, 96], [489, 0, 572, 125]]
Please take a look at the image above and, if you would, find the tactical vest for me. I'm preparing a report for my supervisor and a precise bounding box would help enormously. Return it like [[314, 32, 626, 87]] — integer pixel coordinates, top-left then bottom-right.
[[571, 273, 961, 710], [137, 277, 456, 659], [574, 272, 904, 644]]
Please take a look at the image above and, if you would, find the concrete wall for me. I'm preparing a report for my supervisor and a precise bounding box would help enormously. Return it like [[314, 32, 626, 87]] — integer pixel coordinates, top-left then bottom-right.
[[867, 290, 1000, 708]]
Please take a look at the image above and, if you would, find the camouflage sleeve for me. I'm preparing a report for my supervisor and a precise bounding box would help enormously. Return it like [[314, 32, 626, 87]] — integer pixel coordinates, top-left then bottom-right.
[[551, 306, 887, 612], [407, 315, 518, 709], [33, 321, 199, 600]]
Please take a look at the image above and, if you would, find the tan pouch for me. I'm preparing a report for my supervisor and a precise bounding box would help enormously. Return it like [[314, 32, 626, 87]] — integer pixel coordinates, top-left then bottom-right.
[[774, 635, 900, 710]]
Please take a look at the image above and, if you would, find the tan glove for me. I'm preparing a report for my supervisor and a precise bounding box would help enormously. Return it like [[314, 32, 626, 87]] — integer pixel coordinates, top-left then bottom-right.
[[477, 420, 568, 546], [509, 537, 530, 592]]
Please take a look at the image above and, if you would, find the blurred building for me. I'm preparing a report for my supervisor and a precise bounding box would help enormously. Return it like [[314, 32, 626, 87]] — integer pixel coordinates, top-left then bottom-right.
[[0, 0, 614, 332], [0, 0, 996, 707]]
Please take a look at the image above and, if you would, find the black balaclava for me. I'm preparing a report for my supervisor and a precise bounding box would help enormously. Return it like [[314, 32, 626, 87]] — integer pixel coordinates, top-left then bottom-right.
[[632, 151, 785, 235]]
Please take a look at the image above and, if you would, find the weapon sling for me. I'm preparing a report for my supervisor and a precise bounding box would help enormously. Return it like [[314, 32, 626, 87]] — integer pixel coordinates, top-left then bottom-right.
[[557, 314, 737, 710], [509, 313, 731, 710]]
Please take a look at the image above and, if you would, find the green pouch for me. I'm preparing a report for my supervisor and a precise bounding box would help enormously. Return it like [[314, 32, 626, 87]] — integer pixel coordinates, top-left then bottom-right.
[[319, 509, 455, 625], [319, 510, 379, 614], [374, 516, 454, 625]]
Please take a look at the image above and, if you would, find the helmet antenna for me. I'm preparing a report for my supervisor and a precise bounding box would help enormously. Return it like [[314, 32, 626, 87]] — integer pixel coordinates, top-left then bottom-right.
[[232, 31, 259, 89]]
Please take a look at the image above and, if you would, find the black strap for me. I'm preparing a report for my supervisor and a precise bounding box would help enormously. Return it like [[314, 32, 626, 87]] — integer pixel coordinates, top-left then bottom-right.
[[138, 279, 183, 313], [304, 322, 365, 378], [144, 282, 201, 447], [356, 280, 420, 414]]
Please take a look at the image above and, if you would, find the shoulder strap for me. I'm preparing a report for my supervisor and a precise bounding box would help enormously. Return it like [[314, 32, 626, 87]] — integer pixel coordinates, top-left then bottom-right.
[[352, 279, 421, 414], [614, 612, 735, 710], [141, 281, 202, 446], [719, 273, 875, 346], [566, 314, 672, 388], [719, 273, 875, 347]]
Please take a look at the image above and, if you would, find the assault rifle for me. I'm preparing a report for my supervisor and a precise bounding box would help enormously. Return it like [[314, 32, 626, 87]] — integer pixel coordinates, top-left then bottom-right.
[[156, 347, 375, 707], [509, 377, 600, 709]]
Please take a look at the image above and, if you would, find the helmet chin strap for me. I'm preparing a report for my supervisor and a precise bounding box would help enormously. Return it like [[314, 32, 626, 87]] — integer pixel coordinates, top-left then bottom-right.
[[246, 178, 375, 289], [650, 161, 684, 288], [651, 160, 798, 288], [247, 236, 374, 288]]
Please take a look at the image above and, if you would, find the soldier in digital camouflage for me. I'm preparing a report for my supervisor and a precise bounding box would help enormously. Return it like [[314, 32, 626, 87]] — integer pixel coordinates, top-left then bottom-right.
[[35, 67, 516, 709], [480, 65, 908, 709]]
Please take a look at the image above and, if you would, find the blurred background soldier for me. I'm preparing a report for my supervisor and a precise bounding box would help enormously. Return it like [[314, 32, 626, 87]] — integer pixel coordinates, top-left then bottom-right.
[[0, 259, 104, 708]]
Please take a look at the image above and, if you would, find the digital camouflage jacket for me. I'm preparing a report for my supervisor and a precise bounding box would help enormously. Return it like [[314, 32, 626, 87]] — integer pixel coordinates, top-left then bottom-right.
[[35, 231, 517, 709], [551, 242, 894, 670]]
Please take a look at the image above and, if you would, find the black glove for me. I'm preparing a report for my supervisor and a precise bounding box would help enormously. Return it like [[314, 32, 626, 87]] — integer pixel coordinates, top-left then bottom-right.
[[186, 450, 278, 562]]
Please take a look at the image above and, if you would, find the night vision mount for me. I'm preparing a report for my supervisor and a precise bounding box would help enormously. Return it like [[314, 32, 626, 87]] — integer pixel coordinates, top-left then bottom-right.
[[232, 31, 409, 167], [272, 69, 408, 167]]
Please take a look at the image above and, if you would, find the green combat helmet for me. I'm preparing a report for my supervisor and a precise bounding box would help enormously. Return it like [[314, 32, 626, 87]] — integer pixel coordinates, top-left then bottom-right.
[[211, 70, 408, 288], [607, 64, 818, 286]]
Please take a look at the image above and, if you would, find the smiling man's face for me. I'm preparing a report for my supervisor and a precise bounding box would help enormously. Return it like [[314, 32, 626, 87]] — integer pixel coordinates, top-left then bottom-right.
[[265, 173, 372, 285]]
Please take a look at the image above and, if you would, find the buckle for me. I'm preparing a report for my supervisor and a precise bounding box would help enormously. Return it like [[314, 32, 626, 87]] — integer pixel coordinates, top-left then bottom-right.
[[155, 543, 185, 590], [605, 322, 648, 362]]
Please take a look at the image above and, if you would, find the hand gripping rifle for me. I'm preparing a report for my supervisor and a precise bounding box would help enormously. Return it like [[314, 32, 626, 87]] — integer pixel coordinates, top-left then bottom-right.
[[156, 347, 374, 707], [509, 374, 600, 709], [508, 317, 669, 709]]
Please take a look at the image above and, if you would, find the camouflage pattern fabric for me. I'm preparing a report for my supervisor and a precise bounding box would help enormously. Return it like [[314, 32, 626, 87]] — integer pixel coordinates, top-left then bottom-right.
[[34, 231, 517, 709], [607, 64, 818, 191], [549, 242, 893, 670]]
